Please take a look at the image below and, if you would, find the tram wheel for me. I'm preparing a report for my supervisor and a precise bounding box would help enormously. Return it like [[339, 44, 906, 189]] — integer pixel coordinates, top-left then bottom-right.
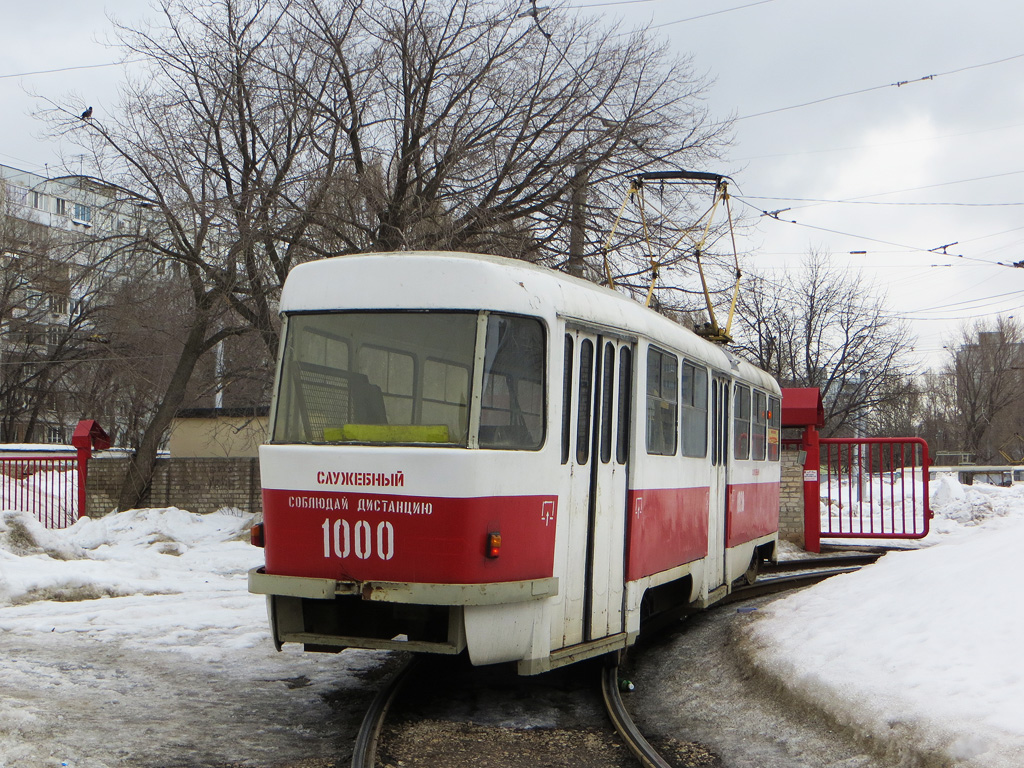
[[743, 552, 761, 585]]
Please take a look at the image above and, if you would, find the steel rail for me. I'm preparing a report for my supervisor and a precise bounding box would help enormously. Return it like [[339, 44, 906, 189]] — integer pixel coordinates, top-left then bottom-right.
[[601, 663, 674, 768], [763, 553, 882, 572], [723, 567, 864, 604], [350, 655, 418, 768]]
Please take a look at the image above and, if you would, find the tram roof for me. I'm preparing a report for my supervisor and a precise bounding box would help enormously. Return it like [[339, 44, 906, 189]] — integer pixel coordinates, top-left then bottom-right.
[[281, 251, 778, 391]]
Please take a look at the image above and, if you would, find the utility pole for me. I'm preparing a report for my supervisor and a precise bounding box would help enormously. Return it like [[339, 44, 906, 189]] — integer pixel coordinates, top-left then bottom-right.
[[567, 163, 587, 278]]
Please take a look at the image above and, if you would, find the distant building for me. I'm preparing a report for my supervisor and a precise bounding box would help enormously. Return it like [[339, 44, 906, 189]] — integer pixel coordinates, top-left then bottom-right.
[[168, 407, 269, 458], [0, 163, 155, 443]]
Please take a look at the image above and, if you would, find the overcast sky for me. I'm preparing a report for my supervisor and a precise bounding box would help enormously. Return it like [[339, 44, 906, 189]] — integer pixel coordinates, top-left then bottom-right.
[[2, 0, 1022, 369]]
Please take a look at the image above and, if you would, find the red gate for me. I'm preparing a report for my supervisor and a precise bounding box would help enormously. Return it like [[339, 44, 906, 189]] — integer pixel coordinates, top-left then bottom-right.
[[0, 420, 109, 529], [819, 437, 932, 542]]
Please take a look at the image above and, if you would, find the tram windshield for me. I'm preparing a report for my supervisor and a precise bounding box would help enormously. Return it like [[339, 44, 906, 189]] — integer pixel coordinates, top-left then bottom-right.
[[271, 311, 545, 449]]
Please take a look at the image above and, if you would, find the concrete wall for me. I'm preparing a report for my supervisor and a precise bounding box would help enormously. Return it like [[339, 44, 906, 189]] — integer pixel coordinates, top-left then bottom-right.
[[85, 457, 262, 517]]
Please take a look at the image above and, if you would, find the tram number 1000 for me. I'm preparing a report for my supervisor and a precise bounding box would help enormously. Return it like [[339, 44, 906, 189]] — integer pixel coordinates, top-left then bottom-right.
[[322, 518, 395, 560]]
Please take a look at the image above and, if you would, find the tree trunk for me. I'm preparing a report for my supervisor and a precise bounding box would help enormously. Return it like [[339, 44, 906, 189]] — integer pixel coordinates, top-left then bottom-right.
[[116, 306, 211, 511]]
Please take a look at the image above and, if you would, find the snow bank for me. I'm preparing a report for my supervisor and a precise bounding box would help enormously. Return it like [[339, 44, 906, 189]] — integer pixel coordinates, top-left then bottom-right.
[[0, 507, 267, 657], [744, 476, 1024, 767], [0, 506, 388, 768]]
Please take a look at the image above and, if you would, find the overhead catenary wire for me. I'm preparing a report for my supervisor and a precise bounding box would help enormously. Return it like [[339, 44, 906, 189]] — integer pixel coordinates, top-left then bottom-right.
[[733, 196, 1024, 270], [737, 170, 1024, 215], [0, 60, 141, 80], [731, 51, 1024, 123], [741, 269, 1024, 325]]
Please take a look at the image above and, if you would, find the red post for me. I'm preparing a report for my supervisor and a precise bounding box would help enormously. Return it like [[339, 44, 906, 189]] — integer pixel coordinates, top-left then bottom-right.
[[802, 424, 821, 553], [70, 420, 111, 521]]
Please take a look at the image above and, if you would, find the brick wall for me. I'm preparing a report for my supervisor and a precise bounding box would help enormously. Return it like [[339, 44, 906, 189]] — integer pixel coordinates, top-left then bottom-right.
[[85, 457, 262, 517], [779, 445, 805, 546]]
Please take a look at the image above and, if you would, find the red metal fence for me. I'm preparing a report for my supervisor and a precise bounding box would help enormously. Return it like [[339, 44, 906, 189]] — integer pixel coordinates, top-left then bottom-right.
[[0, 420, 109, 529], [0, 452, 79, 528], [819, 437, 932, 541]]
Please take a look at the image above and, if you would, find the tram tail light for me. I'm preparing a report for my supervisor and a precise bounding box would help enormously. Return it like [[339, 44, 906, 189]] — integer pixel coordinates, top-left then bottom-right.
[[486, 531, 502, 558], [250, 522, 265, 548]]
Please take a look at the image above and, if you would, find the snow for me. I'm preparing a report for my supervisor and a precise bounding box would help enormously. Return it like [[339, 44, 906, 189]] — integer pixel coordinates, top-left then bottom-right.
[[0, 506, 387, 767], [1, 475, 1023, 766], [745, 473, 1024, 768]]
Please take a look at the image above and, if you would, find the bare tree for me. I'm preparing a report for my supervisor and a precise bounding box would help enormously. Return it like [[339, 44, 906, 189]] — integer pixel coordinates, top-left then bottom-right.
[[290, 0, 728, 276], [41, 0, 731, 507], [732, 253, 917, 436], [939, 317, 1024, 462]]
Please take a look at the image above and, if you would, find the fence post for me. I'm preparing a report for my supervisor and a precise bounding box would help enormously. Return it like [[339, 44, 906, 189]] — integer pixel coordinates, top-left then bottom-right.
[[802, 424, 821, 553], [70, 420, 111, 521]]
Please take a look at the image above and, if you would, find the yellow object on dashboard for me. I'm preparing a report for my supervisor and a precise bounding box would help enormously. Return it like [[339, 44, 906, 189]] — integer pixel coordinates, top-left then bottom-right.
[[323, 424, 450, 443]]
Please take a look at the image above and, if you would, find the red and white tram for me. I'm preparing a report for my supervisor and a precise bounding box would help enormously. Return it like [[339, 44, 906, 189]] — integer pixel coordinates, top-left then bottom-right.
[[249, 251, 782, 674]]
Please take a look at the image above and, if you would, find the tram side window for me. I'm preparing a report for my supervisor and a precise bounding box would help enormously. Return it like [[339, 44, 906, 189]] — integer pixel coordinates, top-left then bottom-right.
[[681, 361, 708, 458], [600, 342, 615, 464], [752, 390, 768, 461], [768, 395, 782, 461], [576, 339, 594, 463], [616, 346, 632, 465], [646, 346, 678, 456], [479, 314, 546, 450], [561, 335, 574, 464], [733, 384, 751, 460]]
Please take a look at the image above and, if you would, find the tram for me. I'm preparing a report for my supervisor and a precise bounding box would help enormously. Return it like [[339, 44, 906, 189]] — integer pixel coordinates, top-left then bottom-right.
[[249, 251, 781, 674]]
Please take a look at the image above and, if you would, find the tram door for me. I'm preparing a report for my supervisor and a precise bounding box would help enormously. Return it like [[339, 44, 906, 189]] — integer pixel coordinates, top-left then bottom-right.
[[561, 329, 634, 646], [707, 375, 731, 590]]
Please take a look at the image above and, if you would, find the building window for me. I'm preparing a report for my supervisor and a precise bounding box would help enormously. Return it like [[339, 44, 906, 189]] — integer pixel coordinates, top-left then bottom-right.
[[55, 198, 68, 216], [49, 294, 69, 315], [73, 203, 92, 223], [32, 191, 46, 210]]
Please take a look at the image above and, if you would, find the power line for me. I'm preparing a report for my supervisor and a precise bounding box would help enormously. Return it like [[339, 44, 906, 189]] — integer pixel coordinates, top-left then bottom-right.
[[744, 267, 1021, 324], [779, 170, 1024, 206], [646, 0, 775, 30], [733, 52, 1024, 122], [740, 197, 1024, 209], [735, 196, 1021, 269], [0, 61, 134, 80], [567, 0, 661, 7]]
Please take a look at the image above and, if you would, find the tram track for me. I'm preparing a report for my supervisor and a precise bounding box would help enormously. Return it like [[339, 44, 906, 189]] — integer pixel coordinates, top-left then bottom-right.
[[349, 556, 879, 768], [351, 655, 419, 768]]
